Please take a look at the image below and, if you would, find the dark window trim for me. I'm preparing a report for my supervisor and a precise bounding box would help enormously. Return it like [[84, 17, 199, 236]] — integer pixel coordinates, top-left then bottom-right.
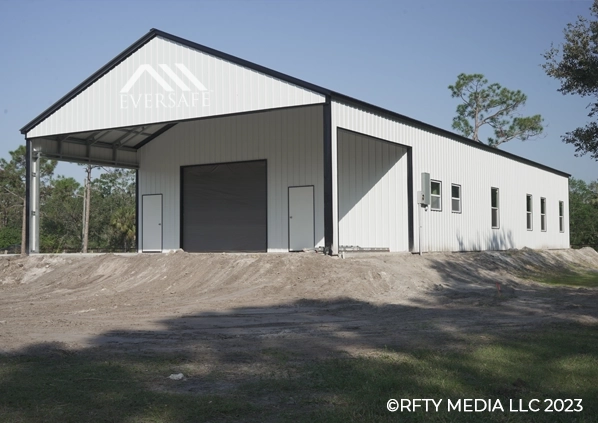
[[430, 180, 442, 212], [559, 201, 565, 233], [451, 183, 461, 214], [491, 187, 500, 229], [526, 194, 533, 231], [540, 197, 547, 232]]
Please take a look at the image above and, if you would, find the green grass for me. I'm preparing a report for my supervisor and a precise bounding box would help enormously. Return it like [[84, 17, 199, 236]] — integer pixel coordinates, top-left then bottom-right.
[[291, 326, 598, 422], [532, 269, 598, 288], [1, 324, 597, 422], [0, 352, 255, 423]]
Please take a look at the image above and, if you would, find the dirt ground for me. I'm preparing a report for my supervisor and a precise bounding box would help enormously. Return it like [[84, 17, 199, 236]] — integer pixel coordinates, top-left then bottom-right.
[[1, 247, 597, 363]]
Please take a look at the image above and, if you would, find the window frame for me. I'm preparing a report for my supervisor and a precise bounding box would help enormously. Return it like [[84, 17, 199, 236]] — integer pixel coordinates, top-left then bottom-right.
[[540, 197, 547, 232], [430, 180, 442, 211], [559, 201, 564, 233], [451, 184, 461, 213], [526, 194, 533, 231], [491, 187, 500, 229]]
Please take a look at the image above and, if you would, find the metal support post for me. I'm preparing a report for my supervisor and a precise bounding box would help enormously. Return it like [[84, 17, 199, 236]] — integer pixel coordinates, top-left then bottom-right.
[[30, 151, 41, 253]]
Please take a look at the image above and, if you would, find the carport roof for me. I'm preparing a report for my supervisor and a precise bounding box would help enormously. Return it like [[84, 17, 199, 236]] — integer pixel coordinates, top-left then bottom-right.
[[21, 28, 570, 177]]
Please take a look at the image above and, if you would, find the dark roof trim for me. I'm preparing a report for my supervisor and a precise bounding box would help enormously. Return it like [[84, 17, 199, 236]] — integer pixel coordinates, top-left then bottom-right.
[[149, 29, 332, 97], [21, 28, 570, 178]]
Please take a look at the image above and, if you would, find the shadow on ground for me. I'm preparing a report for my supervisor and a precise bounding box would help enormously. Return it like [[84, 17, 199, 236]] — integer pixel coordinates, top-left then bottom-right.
[[1, 292, 597, 422]]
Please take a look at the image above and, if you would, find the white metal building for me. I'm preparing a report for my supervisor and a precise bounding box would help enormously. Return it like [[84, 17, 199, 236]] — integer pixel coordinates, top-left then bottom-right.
[[21, 29, 570, 254]]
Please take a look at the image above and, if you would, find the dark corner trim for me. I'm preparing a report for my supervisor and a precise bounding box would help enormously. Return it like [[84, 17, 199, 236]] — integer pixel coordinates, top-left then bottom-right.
[[179, 166, 184, 250], [323, 98, 333, 254], [407, 147, 414, 251]]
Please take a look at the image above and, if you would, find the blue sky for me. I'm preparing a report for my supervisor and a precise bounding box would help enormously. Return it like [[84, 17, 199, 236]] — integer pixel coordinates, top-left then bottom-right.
[[0, 0, 596, 183]]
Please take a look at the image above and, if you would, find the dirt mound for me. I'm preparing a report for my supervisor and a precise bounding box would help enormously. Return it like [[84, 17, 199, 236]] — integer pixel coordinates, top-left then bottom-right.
[[0, 248, 596, 353], [1, 248, 597, 304]]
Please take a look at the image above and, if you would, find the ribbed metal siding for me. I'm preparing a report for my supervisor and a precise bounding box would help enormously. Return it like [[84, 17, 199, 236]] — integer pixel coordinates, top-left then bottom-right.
[[338, 130, 408, 251], [27, 37, 325, 139], [331, 101, 569, 252], [31, 138, 138, 167], [138, 105, 324, 252]]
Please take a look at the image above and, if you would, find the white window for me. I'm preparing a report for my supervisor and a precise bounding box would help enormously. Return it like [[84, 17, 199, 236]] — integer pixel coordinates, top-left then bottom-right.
[[491, 187, 499, 228], [540, 198, 547, 231], [559, 201, 564, 233], [451, 184, 461, 213], [526, 194, 533, 230], [431, 180, 442, 211]]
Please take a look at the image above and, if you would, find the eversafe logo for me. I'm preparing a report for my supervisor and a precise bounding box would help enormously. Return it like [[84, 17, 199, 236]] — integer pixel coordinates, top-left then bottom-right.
[[119, 64, 211, 110]]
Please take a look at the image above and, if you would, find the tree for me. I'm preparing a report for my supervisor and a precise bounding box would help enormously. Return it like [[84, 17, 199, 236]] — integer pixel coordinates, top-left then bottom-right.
[[81, 164, 101, 253], [110, 206, 136, 251], [543, 1, 598, 161], [448, 73, 544, 147], [40, 169, 136, 253], [90, 169, 136, 251], [0, 146, 56, 254], [568, 178, 598, 246], [41, 176, 83, 252]]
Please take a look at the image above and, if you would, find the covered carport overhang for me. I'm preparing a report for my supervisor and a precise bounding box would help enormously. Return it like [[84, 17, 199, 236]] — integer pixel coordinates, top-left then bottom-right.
[[18, 28, 337, 255], [22, 122, 176, 254], [27, 123, 175, 168]]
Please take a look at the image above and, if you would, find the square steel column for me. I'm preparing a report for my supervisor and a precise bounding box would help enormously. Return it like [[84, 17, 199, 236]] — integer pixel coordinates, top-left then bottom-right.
[[29, 148, 41, 253], [25, 138, 31, 254], [323, 97, 334, 255]]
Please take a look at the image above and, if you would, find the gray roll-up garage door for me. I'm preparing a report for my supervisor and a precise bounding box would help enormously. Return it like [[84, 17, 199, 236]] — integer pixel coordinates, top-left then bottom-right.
[[182, 160, 267, 252]]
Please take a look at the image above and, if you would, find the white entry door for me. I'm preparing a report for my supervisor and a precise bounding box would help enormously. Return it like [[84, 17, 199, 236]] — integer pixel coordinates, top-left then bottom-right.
[[142, 194, 162, 252], [289, 186, 314, 251]]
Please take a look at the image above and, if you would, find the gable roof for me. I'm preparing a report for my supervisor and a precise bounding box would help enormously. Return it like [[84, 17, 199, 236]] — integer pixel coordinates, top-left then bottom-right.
[[21, 28, 570, 178]]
